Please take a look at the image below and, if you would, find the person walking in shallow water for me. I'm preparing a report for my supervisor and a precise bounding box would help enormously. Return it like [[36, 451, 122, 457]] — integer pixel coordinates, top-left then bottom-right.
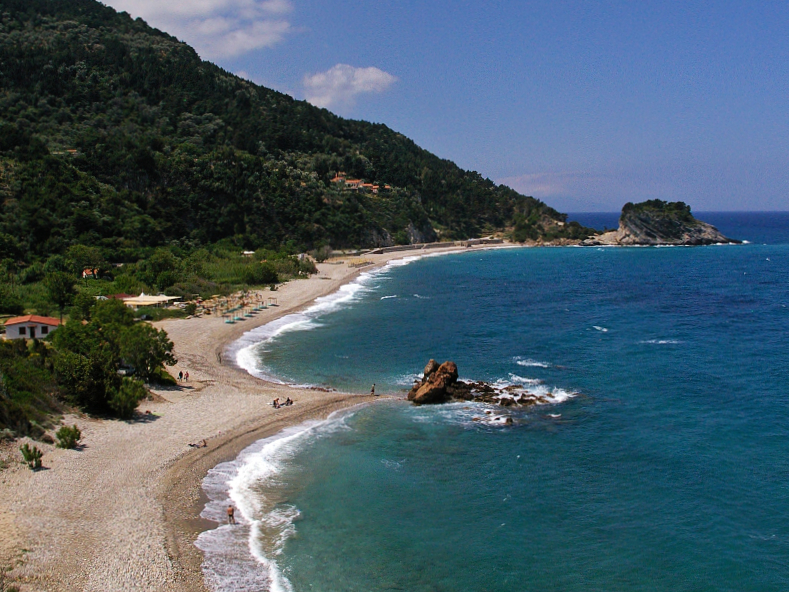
[[227, 505, 235, 524]]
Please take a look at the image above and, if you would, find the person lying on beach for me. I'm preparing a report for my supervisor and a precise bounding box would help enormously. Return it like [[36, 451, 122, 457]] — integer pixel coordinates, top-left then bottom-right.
[[188, 439, 207, 448]]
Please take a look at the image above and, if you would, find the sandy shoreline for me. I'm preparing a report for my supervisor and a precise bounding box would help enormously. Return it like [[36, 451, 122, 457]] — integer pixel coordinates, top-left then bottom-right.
[[0, 243, 492, 591]]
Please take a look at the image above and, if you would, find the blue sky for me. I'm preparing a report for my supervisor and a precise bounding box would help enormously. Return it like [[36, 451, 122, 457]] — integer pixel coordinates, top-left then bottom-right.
[[103, 0, 788, 212]]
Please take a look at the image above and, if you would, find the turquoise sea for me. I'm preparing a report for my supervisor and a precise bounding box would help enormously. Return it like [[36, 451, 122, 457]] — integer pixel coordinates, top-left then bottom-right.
[[197, 213, 789, 592]]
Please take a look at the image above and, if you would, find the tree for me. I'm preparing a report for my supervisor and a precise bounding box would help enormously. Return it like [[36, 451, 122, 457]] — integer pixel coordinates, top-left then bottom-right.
[[0, 283, 23, 315], [0, 233, 21, 261], [53, 349, 119, 414], [91, 298, 134, 330], [119, 323, 177, 382], [44, 272, 76, 321], [109, 378, 147, 419], [70, 292, 96, 321], [240, 262, 278, 285]]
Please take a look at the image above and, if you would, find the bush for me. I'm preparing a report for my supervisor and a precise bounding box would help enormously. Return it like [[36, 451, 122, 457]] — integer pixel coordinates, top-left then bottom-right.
[[109, 378, 147, 419], [55, 424, 81, 449], [184, 302, 197, 315], [310, 245, 332, 263], [0, 283, 24, 315], [19, 443, 42, 469], [240, 262, 278, 286]]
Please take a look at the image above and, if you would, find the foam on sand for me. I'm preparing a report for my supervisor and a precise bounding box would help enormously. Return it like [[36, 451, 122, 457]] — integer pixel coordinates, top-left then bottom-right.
[[232, 252, 450, 382], [196, 410, 358, 592]]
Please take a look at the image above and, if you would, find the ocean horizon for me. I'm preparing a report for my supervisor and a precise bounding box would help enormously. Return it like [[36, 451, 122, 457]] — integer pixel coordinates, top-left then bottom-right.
[[198, 211, 789, 591]]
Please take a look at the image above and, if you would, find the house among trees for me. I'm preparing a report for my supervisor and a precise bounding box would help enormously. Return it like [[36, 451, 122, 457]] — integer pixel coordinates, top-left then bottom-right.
[[3, 315, 61, 340], [330, 172, 392, 194]]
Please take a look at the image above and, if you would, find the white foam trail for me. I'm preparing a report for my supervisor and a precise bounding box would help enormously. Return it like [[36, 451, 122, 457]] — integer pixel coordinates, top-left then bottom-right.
[[491, 377, 577, 405], [508, 374, 543, 386], [196, 410, 358, 592], [395, 372, 422, 386], [380, 295, 397, 300], [232, 251, 457, 381], [592, 325, 609, 332], [513, 357, 551, 368], [640, 339, 682, 345]]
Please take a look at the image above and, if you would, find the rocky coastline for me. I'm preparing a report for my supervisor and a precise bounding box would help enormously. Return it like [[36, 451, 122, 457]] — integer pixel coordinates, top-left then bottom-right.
[[581, 200, 740, 246]]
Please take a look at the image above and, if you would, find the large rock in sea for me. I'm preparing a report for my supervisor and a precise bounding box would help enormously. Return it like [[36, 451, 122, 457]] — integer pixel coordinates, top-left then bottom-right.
[[582, 200, 740, 246], [408, 360, 458, 405]]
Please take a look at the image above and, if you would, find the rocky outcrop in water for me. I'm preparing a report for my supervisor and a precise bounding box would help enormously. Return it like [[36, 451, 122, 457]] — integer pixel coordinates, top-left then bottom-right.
[[581, 200, 740, 246], [407, 359, 572, 408], [407, 360, 458, 404]]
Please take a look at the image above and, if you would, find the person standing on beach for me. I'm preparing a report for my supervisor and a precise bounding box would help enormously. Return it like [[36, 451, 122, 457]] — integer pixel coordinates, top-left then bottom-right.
[[227, 505, 235, 524], [371, 383, 376, 396], [178, 371, 183, 381]]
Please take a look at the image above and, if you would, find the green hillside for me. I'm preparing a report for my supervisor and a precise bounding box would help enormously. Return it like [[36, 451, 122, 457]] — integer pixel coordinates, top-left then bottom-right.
[[0, 0, 591, 262]]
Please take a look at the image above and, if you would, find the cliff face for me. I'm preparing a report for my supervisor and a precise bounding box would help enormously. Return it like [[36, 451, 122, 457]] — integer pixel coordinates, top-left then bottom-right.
[[583, 200, 739, 246]]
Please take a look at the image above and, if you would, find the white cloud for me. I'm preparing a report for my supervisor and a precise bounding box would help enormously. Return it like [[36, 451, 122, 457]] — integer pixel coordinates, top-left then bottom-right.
[[304, 64, 398, 110], [102, 0, 294, 59]]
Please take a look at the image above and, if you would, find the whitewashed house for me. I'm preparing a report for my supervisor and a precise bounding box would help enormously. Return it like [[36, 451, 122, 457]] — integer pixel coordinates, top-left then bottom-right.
[[3, 315, 61, 339]]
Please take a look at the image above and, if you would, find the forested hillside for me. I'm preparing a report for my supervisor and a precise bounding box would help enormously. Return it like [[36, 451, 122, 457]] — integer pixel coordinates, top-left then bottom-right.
[[0, 0, 590, 262]]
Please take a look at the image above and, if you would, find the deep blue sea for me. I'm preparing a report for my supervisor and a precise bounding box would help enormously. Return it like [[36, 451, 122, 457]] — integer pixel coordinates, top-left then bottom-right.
[[198, 212, 789, 592]]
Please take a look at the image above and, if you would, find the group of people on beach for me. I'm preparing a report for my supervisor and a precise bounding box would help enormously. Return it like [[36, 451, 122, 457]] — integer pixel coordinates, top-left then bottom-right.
[[271, 397, 293, 408], [177, 370, 189, 381]]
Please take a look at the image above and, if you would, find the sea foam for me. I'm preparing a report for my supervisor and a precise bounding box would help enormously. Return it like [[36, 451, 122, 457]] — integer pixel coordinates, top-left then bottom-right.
[[196, 410, 358, 592], [514, 357, 552, 368], [232, 252, 448, 382]]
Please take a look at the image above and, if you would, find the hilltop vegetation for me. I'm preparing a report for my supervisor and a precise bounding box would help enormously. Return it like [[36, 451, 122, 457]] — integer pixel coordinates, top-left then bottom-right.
[[0, 0, 588, 267], [621, 200, 697, 225]]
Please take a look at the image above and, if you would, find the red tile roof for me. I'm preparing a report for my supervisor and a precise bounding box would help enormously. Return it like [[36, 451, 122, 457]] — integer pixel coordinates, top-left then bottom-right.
[[4, 315, 61, 326]]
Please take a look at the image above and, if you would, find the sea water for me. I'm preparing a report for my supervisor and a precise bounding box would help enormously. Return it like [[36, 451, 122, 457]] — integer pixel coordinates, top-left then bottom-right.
[[198, 212, 789, 591]]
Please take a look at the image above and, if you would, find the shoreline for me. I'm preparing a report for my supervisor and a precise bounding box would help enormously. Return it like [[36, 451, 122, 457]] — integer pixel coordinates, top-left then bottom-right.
[[0, 242, 492, 591]]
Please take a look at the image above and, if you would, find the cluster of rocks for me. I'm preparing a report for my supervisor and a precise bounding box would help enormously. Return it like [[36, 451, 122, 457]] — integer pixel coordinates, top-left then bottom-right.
[[407, 359, 556, 408]]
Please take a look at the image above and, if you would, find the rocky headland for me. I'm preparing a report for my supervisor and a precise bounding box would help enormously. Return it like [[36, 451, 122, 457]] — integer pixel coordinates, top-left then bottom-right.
[[582, 200, 740, 246], [407, 359, 568, 409]]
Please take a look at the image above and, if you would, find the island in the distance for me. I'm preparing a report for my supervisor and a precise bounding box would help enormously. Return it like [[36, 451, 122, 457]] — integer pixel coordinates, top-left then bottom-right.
[[581, 200, 740, 246]]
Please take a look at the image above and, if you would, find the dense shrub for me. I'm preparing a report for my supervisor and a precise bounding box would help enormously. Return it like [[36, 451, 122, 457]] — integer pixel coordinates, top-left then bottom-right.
[[240, 262, 278, 286], [0, 340, 61, 437], [19, 443, 42, 469], [53, 299, 175, 414], [109, 378, 147, 419], [55, 424, 81, 449]]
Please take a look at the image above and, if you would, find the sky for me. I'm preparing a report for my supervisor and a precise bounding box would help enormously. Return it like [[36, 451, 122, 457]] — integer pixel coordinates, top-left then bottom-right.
[[101, 0, 788, 212]]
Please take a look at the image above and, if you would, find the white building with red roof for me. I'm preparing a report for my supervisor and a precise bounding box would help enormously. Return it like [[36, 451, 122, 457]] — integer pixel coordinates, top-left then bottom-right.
[[3, 315, 61, 340]]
